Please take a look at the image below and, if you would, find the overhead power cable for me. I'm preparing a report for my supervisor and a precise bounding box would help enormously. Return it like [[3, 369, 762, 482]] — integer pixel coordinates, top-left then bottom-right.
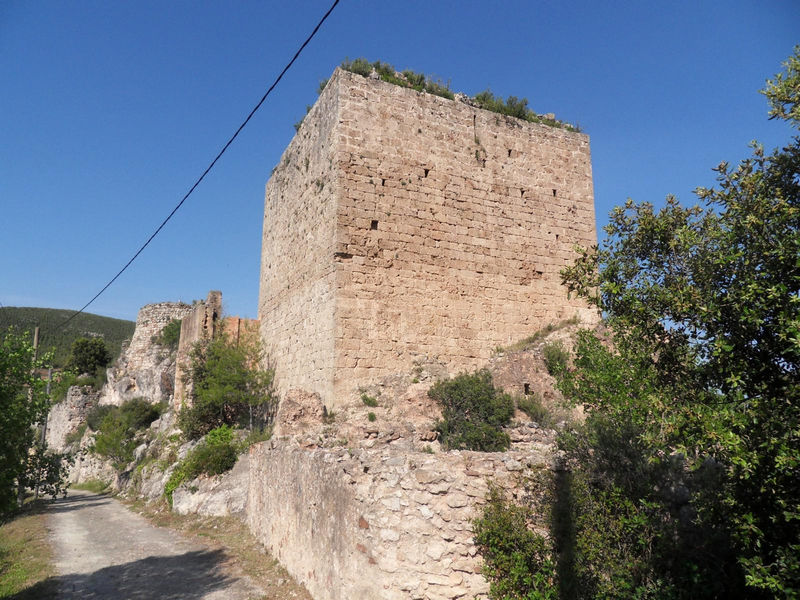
[[56, 0, 340, 330]]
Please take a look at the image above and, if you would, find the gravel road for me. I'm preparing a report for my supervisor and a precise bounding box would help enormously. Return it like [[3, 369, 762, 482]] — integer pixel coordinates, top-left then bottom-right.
[[47, 489, 264, 599]]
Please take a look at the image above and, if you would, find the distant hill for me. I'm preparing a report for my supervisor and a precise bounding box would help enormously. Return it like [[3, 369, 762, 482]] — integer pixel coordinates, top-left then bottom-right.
[[0, 307, 135, 368]]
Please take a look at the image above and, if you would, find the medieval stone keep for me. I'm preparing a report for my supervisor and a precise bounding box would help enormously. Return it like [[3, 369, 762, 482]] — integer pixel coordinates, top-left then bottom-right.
[[259, 67, 597, 407]]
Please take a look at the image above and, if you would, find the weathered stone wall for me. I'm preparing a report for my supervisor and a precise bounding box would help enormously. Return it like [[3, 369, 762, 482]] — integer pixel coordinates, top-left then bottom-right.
[[259, 68, 598, 407], [221, 316, 260, 347], [100, 302, 193, 407], [174, 291, 222, 409], [46, 385, 98, 452], [258, 79, 341, 403], [248, 438, 552, 600], [123, 302, 193, 372]]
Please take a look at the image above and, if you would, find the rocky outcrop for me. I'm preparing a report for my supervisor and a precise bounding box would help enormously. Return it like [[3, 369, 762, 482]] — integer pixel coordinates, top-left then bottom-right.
[[100, 302, 193, 407], [46, 385, 98, 452], [102, 348, 178, 407], [172, 455, 250, 517]]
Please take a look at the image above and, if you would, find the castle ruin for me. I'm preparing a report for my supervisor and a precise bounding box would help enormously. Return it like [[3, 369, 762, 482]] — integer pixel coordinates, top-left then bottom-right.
[[259, 67, 597, 407]]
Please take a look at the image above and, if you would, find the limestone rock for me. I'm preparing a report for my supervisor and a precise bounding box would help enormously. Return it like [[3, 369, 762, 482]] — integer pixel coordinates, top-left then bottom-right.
[[273, 389, 325, 437]]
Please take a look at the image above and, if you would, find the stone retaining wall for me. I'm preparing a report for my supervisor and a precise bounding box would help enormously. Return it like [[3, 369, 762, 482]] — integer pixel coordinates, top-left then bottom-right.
[[248, 437, 553, 600]]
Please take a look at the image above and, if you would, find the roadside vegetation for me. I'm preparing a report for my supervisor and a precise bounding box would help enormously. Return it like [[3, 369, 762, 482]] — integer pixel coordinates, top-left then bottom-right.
[[473, 47, 800, 599], [89, 398, 163, 470], [0, 330, 70, 518], [0, 502, 57, 599], [178, 329, 277, 440], [162, 330, 276, 503]]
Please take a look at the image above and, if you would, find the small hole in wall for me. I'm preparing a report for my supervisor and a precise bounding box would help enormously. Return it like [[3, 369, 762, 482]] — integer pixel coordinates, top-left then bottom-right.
[[363, 465, 370, 474], [381, 178, 386, 186], [556, 234, 559, 241], [520, 189, 525, 197], [552, 189, 557, 197], [424, 168, 429, 177], [370, 220, 378, 230], [507, 149, 512, 157], [524, 383, 531, 395]]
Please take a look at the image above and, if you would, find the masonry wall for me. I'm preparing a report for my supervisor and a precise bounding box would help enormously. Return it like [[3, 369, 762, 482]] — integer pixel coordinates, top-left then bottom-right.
[[248, 439, 549, 600], [260, 68, 597, 407], [102, 301, 194, 407], [124, 302, 193, 372], [174, 291, 222, 409], [332, 70, 596, 403], [258, 76, 342, 402]]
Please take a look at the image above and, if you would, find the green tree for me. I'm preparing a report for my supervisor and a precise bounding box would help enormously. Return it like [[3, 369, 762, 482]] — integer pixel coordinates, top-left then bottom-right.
[[554, 47, 800, 598], [0, 330, 69, 517], [179, 330, 276, 440], [67, 337, 111, 375]]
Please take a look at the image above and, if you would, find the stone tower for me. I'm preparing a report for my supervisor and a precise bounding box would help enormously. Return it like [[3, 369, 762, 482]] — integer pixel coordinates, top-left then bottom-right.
[[259, 67, 597, 407]]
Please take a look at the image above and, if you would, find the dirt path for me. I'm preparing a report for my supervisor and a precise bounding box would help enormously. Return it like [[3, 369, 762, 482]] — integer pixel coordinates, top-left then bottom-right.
[[47, 489, 265, 599]]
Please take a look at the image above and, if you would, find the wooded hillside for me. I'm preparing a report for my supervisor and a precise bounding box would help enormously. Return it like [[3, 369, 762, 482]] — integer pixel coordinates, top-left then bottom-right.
[[0, 307, 135, 367]]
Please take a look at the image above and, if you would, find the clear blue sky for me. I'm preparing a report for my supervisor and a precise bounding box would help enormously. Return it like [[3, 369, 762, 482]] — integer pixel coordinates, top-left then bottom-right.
[[1, 1, 797, 321]]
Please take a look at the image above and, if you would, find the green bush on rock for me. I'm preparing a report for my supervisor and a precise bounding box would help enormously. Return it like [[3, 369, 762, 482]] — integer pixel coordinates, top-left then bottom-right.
[[429, 369, 513, 451]]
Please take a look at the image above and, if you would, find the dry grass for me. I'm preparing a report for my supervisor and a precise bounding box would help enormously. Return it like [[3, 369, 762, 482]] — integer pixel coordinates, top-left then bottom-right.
[[122, 497, 312, 600], [495, 315, 581, 354], [0, 502, 58, 599]]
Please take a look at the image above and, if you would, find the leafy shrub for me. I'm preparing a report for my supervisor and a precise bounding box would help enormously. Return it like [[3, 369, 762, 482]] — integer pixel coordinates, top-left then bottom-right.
[[341, 56, 372, 77], [187, 425, 238, 476], [473, 89, 577, 131], [340, 58, 454, 100], [542, 341, 569, 375], [164, 464, 186, 506], [17, 442, 72, 502], [367, 412, 376, 422], [178, 332, 277, 440], [91, 398, 161, 469], [165, 425, 240, 506], [119, 398, 162, 430], [50, 371, 77, 403], [361, 393, 378, 407], [473, 484, 557, 600], [516, 395, 556, 428], [429, 369, 513, 451], [152, 319, 181, 350], [86, 404, 113, 431], [51, 364, 108, 405], [64, 423, 87, 447]]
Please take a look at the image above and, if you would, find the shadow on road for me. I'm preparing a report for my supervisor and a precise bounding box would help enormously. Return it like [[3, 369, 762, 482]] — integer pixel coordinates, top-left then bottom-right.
[[46, 492, 112, 513], [9, 549, 238, 600]]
